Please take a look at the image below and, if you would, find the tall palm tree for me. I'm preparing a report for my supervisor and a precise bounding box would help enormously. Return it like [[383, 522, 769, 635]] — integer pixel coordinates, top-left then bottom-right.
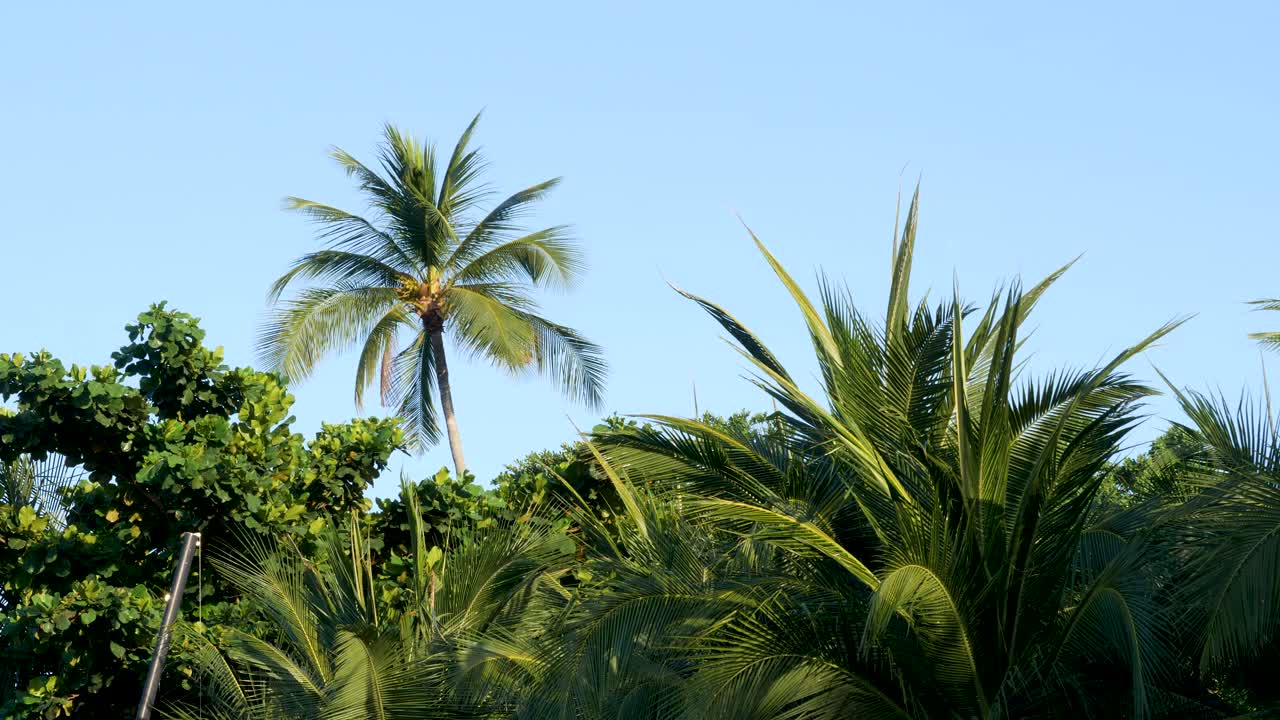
[[259, 114, 606, 474]]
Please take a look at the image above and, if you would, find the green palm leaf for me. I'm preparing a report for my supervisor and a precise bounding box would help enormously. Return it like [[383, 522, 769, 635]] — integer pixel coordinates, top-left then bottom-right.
[[1249, 298, 1280, 352]]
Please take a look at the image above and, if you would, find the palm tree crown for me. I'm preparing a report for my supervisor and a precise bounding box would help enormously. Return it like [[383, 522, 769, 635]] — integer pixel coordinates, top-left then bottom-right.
[[590, 189, 1189, 717], [259, 114, 606, 472]]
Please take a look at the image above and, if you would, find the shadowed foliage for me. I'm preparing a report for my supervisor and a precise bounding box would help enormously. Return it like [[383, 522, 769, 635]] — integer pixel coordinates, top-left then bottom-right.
[[165, 497, 576, 720]]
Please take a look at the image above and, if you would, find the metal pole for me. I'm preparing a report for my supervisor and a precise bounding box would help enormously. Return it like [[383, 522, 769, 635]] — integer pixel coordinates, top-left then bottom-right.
[[135, 531, 200, 720]]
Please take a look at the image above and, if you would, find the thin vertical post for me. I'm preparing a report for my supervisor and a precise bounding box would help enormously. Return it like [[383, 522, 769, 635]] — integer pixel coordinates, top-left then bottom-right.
[[135, 531, 200, 720]]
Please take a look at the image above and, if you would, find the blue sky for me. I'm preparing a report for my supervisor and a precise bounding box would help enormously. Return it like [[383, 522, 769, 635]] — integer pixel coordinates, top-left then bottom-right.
[[2, 2, 1277, 496]]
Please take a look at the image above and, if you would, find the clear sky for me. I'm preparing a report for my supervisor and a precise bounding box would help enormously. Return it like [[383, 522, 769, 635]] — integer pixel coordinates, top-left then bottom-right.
[[2, 2, 1277, 497]]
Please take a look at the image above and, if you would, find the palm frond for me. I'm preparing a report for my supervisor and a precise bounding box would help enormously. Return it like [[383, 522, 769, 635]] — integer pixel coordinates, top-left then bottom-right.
[[256, 285, 399, 382], [389, 332, 441, 450], [1, 454, 83, 530], [281, 199, 418, 273], [437, 111, 491, 217], [864, 562, 986, 715], [885, 183, 920, 341], [352, 306, 412, 410], [446, 178, 563, 271], [519, 311, 607, 410], [1170, 387, 1280, 674], [444, 285, 538, 371], [450, 226, 585, 290], [1248, 298, 1280, 353], [267, 250, 411, 304], [670, 283, 791, 380], [749, 228, 841, 368], [1054, 540, 1177, 719]]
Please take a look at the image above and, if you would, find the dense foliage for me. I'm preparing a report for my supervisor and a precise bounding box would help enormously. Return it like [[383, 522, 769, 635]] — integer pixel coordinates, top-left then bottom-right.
[[6, 190, 1280, 719], [0, 305, 400, 719]]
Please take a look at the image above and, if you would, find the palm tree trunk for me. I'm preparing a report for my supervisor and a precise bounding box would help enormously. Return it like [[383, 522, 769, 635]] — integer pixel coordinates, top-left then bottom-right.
[[428, 329, 467, 476]]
